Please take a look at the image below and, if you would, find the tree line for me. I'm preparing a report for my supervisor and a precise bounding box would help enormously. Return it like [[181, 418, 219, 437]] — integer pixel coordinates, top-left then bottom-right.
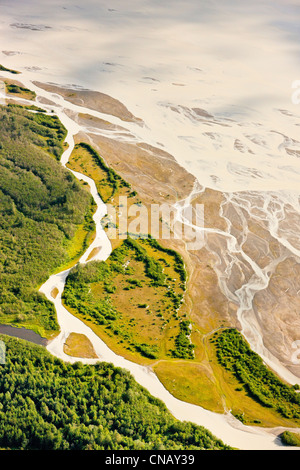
[[0, 105, 93, 335], [0, 335, 230, 450]]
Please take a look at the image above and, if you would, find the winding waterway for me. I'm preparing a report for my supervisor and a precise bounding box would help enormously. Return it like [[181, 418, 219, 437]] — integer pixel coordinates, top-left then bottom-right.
[[1, 0, 300, 450], [0, 78, 288, 450]]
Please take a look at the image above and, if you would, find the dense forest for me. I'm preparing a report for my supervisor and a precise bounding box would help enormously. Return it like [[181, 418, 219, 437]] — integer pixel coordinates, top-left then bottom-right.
[[0, 87, 298, 450], [212, 328, 300, 422], [0, 105, 93, 336], [0, 335, 230, 450], [0, 96, 230, 452]]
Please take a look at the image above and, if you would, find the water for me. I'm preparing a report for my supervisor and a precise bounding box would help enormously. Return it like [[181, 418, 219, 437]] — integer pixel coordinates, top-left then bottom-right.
[[0, 325, 48, 346], [1, 0, 300, 191], [0, 76, 282, 449], [1, 0, 300, 449], [33, 88, 283, 450]]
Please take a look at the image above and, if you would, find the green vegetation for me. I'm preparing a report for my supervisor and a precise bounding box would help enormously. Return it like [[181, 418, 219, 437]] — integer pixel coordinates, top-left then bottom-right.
[[172, 321, 194, 360], [63, 237, 191, 361], [0, 335, 230, 450], [146, 237, 187, 286], [3, 85, 299, 441], [63, 333, 98, 359], [123, 238, 166, 286], [212, 328, 300, 422], [69, 134, 295, 425], [65, 141, 193, 362], [5, 82, 36, 100], [0, 64, 20, 74], [67, 140, 150, 248], [154, 361, 226, 414], [7, 103, 46, 113], [73, 143, 130, 202], [1, 104, 67, 159], [280, 431, 300, 447], [0, 105, 94, 336]]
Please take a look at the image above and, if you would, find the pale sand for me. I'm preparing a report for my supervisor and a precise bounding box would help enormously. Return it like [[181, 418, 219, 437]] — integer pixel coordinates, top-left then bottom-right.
[[1, 0, 300, 193], [33, 81, 143, 124], [34, 86, 293, 450], [1, 0, 300, 448], [0, 78, 298, 449]]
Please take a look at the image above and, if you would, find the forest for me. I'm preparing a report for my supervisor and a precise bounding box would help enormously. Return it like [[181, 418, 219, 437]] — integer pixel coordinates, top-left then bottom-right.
[[0, 97, 231, 452], [0, 87, 299, 450], [63, 237, 193, 361], [0, 105, 93, 336], [0, 335, 230, 450], [212, 328, 300, 422]]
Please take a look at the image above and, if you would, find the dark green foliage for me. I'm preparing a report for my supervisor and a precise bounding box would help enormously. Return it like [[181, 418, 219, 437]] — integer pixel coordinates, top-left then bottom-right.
[[135, 343, 158, 360], [5, 83, 36, 99], [124, 238, 166, 286], [280, 431, 300, 447], [171, 321, 194, 359], [0, 65, 20, 74], [213, 329, 300, 420], [165, 288, 183, 309], [0, 105, 66, 159], [74, 143, 130, 201], [7, 103, 46, 113], [63, 237, 190, 359], [145, 237, 187, 285], [63, 262, 118, 325], [67, 261, 111, 285], [127, 278, 143, 287], [0, 105, 92, 332], [0, 335, 230, 450], [63, 258, 158, 358]]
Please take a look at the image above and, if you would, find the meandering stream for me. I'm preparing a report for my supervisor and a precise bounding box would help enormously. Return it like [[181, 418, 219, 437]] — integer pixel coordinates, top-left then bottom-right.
[[0, 78, 285, 450], [1, 0, 300, 450]]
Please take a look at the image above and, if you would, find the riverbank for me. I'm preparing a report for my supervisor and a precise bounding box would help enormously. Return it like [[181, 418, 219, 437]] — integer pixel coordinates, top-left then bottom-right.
[[29, 82, 296, 449], [1, 2, 300, 387], [0, 325, 48, 346], [1, 74, 299, 449]]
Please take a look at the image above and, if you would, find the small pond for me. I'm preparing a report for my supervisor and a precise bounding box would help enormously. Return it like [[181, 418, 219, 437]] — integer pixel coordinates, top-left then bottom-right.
[[0, 325, 48, 346]]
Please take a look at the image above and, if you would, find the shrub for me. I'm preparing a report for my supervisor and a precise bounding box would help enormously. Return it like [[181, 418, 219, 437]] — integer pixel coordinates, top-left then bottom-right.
[[280, 431, 300, 447]]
